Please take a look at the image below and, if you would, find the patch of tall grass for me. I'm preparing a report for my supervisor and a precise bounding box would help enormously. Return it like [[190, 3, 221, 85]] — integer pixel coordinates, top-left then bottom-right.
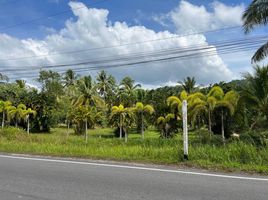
[[0, 127, 267, 174]]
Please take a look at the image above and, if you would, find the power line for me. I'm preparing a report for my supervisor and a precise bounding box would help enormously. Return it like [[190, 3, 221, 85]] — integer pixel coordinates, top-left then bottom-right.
[[3, 37, 264, 79], [1, 35, 267, 70], [5, 45, 257, 79]]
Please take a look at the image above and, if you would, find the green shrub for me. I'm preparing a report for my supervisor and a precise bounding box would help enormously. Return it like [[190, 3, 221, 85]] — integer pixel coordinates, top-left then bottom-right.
[[0, 127, 28, 141], [240, 131, 267, 147]]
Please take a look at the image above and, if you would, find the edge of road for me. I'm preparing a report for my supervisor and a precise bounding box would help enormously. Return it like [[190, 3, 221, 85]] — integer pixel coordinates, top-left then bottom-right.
[[0, 152, 268, 181]]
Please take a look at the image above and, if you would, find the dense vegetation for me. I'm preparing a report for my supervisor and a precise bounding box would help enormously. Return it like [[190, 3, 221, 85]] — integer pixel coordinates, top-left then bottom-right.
[[0, 64, 267, 173]]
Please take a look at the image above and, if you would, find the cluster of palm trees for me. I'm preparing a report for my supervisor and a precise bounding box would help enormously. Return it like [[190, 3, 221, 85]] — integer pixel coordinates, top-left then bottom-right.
[[157, 86, 239, 141], [110, 102, 154, 142], [0, 100, 36, 134]]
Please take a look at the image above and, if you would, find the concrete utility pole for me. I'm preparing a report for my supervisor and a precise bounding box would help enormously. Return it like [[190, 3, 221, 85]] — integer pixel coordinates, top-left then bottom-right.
[[182, 100, 188, 160]]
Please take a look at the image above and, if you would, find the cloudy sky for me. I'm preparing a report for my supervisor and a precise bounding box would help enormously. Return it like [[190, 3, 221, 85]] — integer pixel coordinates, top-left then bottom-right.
[[0, 0, 267, 87]]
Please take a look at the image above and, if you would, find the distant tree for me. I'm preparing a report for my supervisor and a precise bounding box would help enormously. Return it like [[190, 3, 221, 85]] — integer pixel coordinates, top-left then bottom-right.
[[156, 113, 175, 138], [15, 80, 26, 89], [72, 104, 102, 142], [75, 75, 105, 109], [8, 103, 26, 128], [63, 69, 79, 87], [23, 108, 37, 134], [179, 77, 196, 94], [0, 100, 12, 129], [243, 0, 268, 62], [134, 102, 154, 139], [242, 65, 268, 127], [188, 88, 218, 133], [167, 90, 188, 119], [96, 70, 116, 103], [119, 77, 141, 106], [213, 87, 239, 141], [110, 104, 134, 142], [38, 70, 64, 96], [0, 73, 9, 83]]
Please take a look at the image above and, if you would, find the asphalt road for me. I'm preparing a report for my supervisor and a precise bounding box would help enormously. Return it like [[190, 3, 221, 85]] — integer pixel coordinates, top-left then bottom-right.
[[0, 154, 267, 200]]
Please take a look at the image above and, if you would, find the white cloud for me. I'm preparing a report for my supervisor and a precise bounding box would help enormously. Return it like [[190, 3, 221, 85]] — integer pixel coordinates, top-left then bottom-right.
[[0, 1, 234, 86], [155, 0, 245, 34]]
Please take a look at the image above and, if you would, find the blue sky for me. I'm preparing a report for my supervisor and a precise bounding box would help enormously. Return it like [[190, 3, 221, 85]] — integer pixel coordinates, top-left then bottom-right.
[[0, 0, 266, 87], [0, 0, 252, 39]]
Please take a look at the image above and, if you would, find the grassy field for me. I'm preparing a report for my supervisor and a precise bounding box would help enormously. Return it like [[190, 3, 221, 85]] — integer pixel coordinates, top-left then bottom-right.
[[0, 127, 268, 174]]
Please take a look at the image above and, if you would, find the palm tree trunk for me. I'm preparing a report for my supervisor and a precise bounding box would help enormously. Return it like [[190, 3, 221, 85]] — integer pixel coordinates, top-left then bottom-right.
[[119, 115, 122, 139], [141, 113, 144, 140], [85, 119, 88, 143], [125, 128, 128, 143], [221, 109, 225, 142], [67, 120, 70, 137], [2, 112, 4, 129], [208, 110, 211, 132], [27, 116, 30, 135], [15, 118, 18, 128]]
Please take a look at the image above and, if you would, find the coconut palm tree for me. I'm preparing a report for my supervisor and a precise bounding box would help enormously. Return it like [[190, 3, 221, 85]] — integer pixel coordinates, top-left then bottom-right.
[[156, 113, 175, 138], [242, 65, 268, 126], [179, 77, 196, 94], [8, 103, 27, 128], [110, 104, 134, 142], [242, 0, 268, 62], [0, 101, 12, 129], [96, 70, 116, 101], [63, 69, 79, 87], [15, 80, 26, 89], [74, 75, 105, 109], [119, 77, 141, 106], [134, 102, 154, 139], [23, 108, 37, 135]]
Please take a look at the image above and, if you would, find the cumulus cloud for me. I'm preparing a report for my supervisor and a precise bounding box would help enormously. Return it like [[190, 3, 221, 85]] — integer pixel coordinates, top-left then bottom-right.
[[0, 1, 234, 86], [155, 0, 245, 34]]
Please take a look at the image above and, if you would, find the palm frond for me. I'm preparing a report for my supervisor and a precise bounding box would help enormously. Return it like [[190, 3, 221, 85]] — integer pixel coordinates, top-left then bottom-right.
[[252, 41, 268, 63]]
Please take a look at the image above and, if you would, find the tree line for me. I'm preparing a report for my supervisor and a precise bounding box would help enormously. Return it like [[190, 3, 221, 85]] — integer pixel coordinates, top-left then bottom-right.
[[0, 65, 267, 142]]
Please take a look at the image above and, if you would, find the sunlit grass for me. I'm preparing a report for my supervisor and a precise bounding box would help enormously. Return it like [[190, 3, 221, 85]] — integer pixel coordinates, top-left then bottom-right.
[[0, 127, 268, 174]]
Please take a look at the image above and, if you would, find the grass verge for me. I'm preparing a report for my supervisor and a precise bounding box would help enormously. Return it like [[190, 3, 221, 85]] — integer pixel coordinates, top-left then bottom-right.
[[0, 127, 267, 175]]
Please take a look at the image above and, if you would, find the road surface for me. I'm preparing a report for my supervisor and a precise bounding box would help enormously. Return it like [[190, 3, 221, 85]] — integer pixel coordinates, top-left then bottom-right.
[[0, 154, 267, 200]]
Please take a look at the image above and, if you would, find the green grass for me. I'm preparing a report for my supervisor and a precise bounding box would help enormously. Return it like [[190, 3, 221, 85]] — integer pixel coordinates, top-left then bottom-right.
[[0, 127, 268, 174]]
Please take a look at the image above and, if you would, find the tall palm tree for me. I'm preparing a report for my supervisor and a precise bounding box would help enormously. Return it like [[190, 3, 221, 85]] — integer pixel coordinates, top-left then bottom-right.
[[74, 75, 105, 109], [72, 104, 101, 142], [63, 69, 79, 87], [96, 70, 116, 102], [119, 77, 141, 106], [242, 0, 268, 62], [15, 80, 26, 89], [8, 104, 27, 128], [213, 87, 239, 141], [0, 101, 12, 129], [179, 77, 196, 94], [23, 108, 37, 135], [134, 102, 154, 139], [188, 88, 218, 133], [242, 65, 268, 125], [110, 104, 133, 142]]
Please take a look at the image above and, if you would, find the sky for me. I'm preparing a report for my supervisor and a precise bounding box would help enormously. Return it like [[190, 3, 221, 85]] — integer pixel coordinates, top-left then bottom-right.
[[0, 0, 267, 88]]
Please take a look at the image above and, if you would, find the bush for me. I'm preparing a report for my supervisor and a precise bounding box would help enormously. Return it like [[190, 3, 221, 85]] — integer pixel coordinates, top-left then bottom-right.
[[0, 127, 28, 141], [240, 131, 268, 147]]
